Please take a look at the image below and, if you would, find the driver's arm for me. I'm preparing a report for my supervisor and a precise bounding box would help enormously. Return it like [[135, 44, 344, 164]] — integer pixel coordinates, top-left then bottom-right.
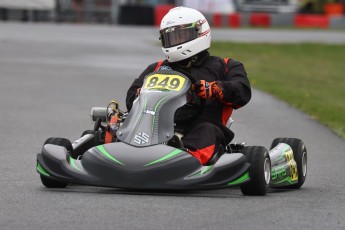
[[126, 63, 158, 111], [194, 59, 251, 109], [221, 59, 251, 109]]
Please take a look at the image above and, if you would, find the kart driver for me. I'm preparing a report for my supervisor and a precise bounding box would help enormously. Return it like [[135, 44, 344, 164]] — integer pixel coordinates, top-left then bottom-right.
[[126, 7, 251, 165]]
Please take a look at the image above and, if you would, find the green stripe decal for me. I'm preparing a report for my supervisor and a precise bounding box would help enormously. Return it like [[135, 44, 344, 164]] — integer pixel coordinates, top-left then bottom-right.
[[69, 156, 83, 172], [96, 145, 124, 166], [37, 163, 50, 177], [152, 95, 169, 133], [134, 95, 147, 133], [189, 165, 213, 177], [200, 165, 213, 175], [227, 171, 250, 185], [154, 96, 168, 112], [144, 149, 182, 167]]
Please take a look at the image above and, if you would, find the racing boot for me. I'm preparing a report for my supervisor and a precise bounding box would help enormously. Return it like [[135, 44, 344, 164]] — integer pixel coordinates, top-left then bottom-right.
[[187, 144, 224, 166], [204, 145, 224, 166], [167, 135, 184, 149]]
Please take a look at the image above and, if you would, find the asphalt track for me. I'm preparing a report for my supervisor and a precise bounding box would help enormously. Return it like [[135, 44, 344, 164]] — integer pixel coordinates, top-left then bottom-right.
[[0, 23, 345, 230]]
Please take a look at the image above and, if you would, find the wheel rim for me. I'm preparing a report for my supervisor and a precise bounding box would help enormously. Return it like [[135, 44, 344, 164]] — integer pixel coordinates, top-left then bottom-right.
[[302, 151, 307, 177], [264, 158, 271, 184]]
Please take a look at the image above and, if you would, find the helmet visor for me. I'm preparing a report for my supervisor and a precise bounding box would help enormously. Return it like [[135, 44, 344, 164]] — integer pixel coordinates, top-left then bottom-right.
[[160, 22, 200, 48]]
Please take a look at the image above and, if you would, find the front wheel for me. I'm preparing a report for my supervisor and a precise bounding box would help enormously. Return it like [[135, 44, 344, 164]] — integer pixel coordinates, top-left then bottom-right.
[[44, 137, 73, 153], [40, 175, 68, 188], [270, 138, 307, 189], [40, 137, 71, 188], [240, 146, 271, 196]]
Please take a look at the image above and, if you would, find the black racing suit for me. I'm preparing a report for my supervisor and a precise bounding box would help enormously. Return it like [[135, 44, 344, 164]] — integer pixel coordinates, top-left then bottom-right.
[[126, 51, 251, 165]]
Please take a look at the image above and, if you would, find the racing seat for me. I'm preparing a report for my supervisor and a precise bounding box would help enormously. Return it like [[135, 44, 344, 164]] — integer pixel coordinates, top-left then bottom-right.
[[220, 125, 235, 146]]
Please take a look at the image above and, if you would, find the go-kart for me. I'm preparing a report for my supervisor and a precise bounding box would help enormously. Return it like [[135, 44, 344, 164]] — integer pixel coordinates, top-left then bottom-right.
[[36, 69, 307, 195]]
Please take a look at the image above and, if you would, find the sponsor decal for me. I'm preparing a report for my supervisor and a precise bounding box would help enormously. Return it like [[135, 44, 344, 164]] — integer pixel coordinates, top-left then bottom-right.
[[271, 165, 287, 180], [134, 132, 150, 145], [143, 109, 155, 116], [158, 66, 172, 71], [285, 150, 298, 181]]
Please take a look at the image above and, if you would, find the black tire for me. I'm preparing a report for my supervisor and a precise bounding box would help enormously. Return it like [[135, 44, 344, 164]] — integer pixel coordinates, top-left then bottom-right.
[[40, 175, 68, 188], [270, 138, 307, 189], [240, 146, 271, 196], [44, 137, 73, 154], [41, 137, 72, 188]]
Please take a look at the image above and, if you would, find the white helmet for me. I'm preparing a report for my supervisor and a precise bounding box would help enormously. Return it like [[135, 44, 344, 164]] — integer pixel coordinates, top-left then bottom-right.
[[159, 7, 211, 63]]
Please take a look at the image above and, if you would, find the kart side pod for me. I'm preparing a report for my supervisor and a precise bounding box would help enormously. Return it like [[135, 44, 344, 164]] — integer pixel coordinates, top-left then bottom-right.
[[269, 143, 298, 187]]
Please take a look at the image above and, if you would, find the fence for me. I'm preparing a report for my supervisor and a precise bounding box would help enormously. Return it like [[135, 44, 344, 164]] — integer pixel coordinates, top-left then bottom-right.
[[0, 0, 344, 29]]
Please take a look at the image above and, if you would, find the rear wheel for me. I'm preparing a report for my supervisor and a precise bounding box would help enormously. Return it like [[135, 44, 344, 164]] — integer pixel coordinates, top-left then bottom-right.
[[270, 138, 307, 189], [40, 137, 72, 188], [240, 146, 271, 196]]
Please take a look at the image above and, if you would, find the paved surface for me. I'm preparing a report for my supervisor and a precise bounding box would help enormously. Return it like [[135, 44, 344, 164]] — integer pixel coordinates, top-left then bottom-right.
[[0, 23, 345, 230]]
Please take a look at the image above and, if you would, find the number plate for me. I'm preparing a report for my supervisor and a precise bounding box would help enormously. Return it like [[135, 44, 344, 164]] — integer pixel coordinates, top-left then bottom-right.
[[143, 74, 186, 92]]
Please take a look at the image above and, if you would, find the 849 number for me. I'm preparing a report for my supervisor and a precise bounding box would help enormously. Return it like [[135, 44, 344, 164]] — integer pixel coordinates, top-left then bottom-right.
[[144, 74, 185, 91]]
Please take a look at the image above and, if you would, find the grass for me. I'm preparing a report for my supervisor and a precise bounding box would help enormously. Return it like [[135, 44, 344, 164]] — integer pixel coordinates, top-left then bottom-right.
[[210, 42, 345, 138]]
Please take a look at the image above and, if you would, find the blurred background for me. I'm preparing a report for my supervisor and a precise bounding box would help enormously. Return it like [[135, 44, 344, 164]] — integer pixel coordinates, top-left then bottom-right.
[[0, 0, 344, 28], [0, 0, 344, 138], [0, 2, 345, 229], [0, 0, 344, 137]]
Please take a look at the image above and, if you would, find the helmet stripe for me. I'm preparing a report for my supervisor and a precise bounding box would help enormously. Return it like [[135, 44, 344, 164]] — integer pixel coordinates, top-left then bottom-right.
[[199, 29, 210, 37]]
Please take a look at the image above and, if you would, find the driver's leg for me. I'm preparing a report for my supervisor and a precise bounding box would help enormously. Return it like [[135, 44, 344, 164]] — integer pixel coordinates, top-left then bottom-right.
[[182, 122, 225, 165]]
